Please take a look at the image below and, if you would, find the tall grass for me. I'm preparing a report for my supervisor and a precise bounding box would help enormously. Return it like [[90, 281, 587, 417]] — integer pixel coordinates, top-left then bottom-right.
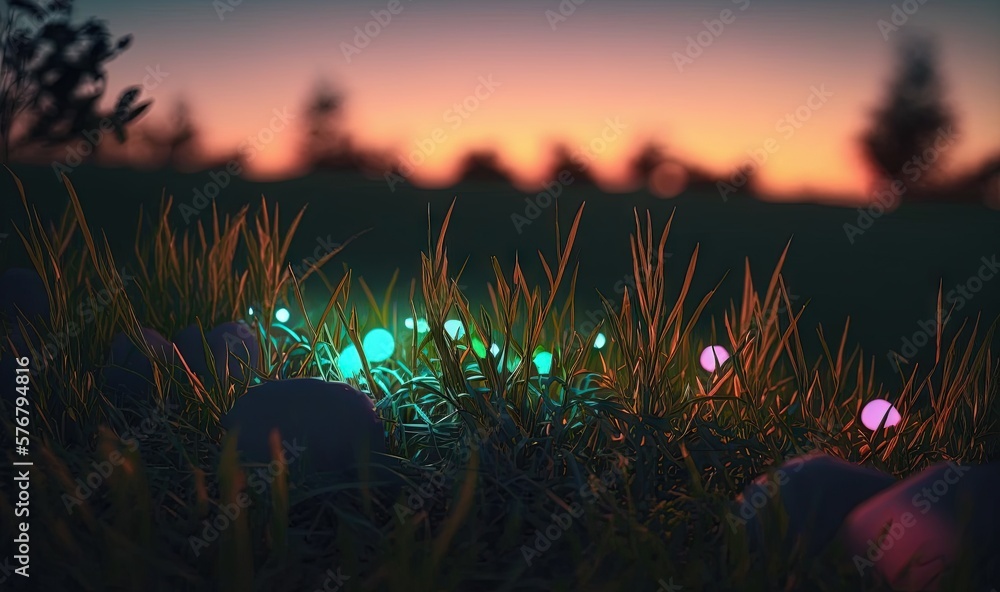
[[1, 172, 996, 591]]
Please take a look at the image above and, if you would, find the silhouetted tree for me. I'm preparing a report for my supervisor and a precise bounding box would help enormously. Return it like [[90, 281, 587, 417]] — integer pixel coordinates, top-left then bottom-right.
[[0, 0, 151, 164], [628, 141, 669, 185], [861, 36, 955, 195], [546, 142, 596, 185], [457, 149, 510, 184], [141, 98, 198, 169]]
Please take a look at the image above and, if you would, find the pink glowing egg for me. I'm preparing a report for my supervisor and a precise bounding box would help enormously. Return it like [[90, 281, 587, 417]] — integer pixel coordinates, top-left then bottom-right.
[[699, 345, 730, 372], [861, 399, 901, 430]]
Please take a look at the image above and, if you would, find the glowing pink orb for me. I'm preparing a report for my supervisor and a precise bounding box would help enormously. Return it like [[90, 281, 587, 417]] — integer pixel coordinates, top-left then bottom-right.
[[861, 399, 901, 430], [699, 345, 730, 372]]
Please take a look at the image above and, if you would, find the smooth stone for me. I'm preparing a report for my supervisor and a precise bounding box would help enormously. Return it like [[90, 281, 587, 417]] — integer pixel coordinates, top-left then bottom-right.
[[206, 321, 258, 382], [220, 378, 387, 478], [174, 321, 258, 384], [104, 328, 176, 398], [173, 323, 212, 380], [736, 453, 897, 559], [838, 461, 1000, 591]]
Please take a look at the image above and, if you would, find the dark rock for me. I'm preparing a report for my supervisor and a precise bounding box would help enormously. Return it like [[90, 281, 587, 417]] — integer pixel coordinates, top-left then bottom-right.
[[174, 321, 258, 384], [736, 453, 897, 559], [104, 328, 176, 399], [207, 321, 258, 383], [839, 461, 1000, 591], [220, 378, 388, 478]]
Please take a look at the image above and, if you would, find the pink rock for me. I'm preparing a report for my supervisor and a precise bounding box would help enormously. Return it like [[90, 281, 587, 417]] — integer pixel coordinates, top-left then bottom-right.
[[220, 378, 386, 476], [839, 461, 1000, 591], [736, 453, 896, 559]]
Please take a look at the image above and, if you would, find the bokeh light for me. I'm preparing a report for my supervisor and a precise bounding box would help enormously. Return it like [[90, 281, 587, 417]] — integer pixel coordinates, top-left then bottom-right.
[[594, 333, 607, 349], [699, 345, 730, 372], [404, 317, 414, 330], [248, 306, 254, 316], [649, 161, 690, 198], [533, 351, 553, 374], [275, 307, 290, 323], [416, 318, 430, 333], [337, 345, 363, 378], [362, 328, 395, 362], [861, 399, 902, 430], [444, 319, 465, 339]]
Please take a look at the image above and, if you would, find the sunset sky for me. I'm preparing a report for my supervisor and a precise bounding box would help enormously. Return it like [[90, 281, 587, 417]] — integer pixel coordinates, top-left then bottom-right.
[[74, 0, 1000, 199]]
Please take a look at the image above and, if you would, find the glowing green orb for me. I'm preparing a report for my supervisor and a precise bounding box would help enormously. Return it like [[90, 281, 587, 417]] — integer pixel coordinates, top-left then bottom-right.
[[404, 317, 415, 330], [275, 307, 290, 323], [362, 328, 395, 362], [443, 319, 465, 339], [594, 333, 607, 349], [337, 345, 363, 378], [533, 351, 553, 374]]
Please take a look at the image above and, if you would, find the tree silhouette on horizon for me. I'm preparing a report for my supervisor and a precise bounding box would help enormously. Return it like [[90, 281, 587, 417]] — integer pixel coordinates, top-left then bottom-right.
[[861, 35, 955, 197], [0, 0, 151, 164]]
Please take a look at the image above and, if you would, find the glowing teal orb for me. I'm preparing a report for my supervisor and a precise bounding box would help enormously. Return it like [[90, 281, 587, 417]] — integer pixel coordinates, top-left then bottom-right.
[[594, 333, 607, 349], [248, 306, 254, 316], [275, 307, 291, 323], [362, 328, 395, 362], [490, 343, 501, 356], [443, 319, 465, 339], [337, 345, 363, 378], [404, 317, 415, 330], [416, 318, 430, 333], [533, 351, 553, 374]]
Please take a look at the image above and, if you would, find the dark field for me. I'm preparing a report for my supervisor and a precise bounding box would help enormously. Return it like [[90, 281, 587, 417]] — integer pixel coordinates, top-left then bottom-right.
[[4, 163, 999, 382]]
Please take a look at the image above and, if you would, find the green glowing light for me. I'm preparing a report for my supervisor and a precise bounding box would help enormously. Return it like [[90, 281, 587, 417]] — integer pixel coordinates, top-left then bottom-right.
[[362, 328, 395, 362], [594, 333, 607, 348], [275, 307, 290, 323], [337, 345, 363, 378], [533, 351, 553, 374], [404, 317, 415, 330], [443, 319, 465, 339], [471, 338, 487, 357], [416, 318, 430, 333]]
